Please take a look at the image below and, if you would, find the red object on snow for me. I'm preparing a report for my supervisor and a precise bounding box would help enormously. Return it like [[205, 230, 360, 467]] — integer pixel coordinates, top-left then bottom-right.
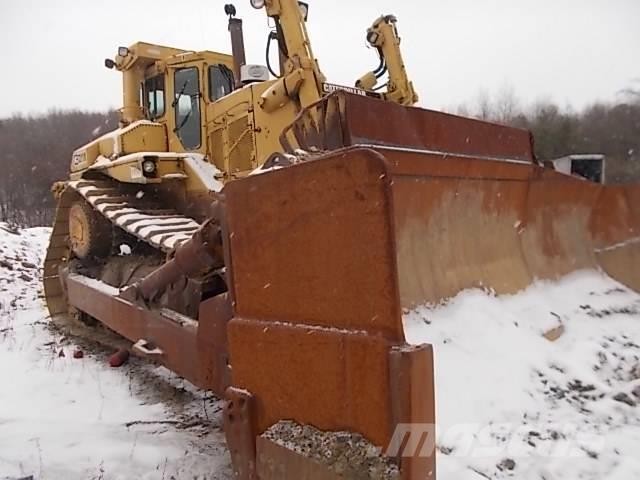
[[109, 348, 130, 367], [73, 349, 84, 359]]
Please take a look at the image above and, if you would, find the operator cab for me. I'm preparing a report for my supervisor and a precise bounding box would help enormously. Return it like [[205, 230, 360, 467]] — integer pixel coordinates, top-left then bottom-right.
[[142, 62, 235, 150], [141, 58, 267, 152], [143, 62, 235, 123]]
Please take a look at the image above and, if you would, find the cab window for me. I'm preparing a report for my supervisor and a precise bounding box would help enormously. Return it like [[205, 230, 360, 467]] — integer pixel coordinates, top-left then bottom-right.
[[174, 67, 201, 150], [208, 64, 234, 101], [144, 74, 165, 120]]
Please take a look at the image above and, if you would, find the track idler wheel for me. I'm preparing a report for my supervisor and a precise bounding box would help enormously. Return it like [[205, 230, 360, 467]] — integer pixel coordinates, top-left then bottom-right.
[[69, 200, 112, 259]]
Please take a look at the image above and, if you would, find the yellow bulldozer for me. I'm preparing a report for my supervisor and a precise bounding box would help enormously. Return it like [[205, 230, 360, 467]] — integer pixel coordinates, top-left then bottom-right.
[[43, 1, 640, 478]]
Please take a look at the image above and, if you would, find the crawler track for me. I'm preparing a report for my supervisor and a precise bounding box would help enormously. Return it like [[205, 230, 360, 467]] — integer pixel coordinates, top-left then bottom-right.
[[69, 180, 200, 252], [43, 179, 201, 322]]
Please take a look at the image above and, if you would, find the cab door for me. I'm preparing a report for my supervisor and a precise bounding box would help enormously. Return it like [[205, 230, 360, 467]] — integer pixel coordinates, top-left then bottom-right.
[[165, 62, 208, 154]]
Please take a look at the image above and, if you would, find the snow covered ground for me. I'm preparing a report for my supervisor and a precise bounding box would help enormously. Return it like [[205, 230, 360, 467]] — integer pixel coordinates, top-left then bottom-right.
[[0, 224, 232, 480], [405, 271, 640, 480], [2, 223, 639, 479]]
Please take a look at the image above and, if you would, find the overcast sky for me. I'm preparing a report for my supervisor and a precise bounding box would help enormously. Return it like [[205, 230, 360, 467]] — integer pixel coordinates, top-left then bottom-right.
[[1, 0, 638, 118]]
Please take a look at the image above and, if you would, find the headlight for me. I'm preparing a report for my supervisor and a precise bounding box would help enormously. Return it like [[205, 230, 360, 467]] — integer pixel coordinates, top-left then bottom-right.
[[118, 46, 129, 57], [250, 0, 265, 8], [142, 159, 156, 174]]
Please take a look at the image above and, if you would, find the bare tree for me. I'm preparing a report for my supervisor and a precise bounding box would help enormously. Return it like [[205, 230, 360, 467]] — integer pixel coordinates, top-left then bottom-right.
[[493, 84, 521, 125], [444, 88, 640, 184], [474, 89, 493, 121]]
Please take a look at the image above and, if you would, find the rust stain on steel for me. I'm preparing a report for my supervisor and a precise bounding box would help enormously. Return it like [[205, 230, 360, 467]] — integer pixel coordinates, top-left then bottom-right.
[[521, 171, 599, 278], [282, 91, 535, 163], [591, 184, 640, 292], [64, 271, 232, 396], [371, 145, 640, 307], [198, 293, 233, 394], [388, 149, 534, 305], [389, 344, 436, 480], [224, 387, 259, 480], [345, 93, 534, 161], [129, 218, 225, 302], [591, 185, 639, 246], [227, 317, 396, 449], [224, 148, 405, 341], [385, 147, 598, 306]]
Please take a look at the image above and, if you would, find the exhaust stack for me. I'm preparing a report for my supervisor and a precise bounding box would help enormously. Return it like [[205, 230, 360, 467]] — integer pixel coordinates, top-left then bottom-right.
[[226, 5, 247, 89]]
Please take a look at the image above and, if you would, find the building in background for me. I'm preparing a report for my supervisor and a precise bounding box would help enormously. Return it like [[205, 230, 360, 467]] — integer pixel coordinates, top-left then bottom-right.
[[551, 154, 606, 184]]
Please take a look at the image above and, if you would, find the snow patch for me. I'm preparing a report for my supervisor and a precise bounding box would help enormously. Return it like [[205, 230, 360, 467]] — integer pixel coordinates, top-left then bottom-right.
[[404, 270, 640, 479], [0, 226, 232, 479], [183, 154, 224, 192]]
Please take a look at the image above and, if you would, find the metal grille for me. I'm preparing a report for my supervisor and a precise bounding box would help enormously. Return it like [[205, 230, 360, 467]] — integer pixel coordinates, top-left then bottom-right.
[[228, 116, 254, 173]]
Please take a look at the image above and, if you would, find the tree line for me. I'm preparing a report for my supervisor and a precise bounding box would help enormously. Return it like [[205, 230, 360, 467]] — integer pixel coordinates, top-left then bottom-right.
[[0, 110, 117, 226], [0, 90, 638, 227], [453, 87, 640, 184]]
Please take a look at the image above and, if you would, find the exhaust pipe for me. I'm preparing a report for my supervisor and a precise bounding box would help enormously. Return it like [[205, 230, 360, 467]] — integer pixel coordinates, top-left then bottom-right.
[[227, 5, 247, 89]]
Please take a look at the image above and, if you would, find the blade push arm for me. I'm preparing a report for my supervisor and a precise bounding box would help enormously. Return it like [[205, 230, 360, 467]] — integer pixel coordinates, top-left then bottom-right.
[[356, 15, 419, 106]]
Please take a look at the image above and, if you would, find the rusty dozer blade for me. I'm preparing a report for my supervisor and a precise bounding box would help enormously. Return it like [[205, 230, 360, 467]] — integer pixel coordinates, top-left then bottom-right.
[[222, 143, 640, 478]]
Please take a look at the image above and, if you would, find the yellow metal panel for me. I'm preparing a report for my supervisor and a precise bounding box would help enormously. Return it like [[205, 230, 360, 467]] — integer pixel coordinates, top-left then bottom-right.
[[98, 135, 117, 158], [120, 123, 167, 154]]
